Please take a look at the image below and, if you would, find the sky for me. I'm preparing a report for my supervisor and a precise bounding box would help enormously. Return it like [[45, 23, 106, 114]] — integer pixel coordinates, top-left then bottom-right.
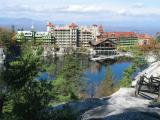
[[0, 0, 160, 22], [0, 0, 160, 33]]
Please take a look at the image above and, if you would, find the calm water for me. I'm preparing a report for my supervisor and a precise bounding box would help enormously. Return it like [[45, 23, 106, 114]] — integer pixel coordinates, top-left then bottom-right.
[[84, 61, 131, 97], [40, 55, 132, 82], [39, 55, 132, 96], [40, 61, 131, 82], [85, 61, 131, 84]]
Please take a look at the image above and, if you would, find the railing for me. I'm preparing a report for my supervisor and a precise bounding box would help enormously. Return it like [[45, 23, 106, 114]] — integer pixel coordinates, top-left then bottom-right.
[[135, 75, 160, 97]]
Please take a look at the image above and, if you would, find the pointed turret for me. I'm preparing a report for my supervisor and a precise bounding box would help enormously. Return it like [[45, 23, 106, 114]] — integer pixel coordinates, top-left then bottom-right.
[[31, 24, 35, 31], [47, 22, 54, 32], [69, 22, 78, 29], [99, 25, 104, 33]]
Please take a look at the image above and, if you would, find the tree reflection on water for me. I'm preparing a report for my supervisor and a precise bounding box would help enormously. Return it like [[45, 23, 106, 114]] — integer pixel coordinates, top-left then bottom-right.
[[40, 54, 132, 98]]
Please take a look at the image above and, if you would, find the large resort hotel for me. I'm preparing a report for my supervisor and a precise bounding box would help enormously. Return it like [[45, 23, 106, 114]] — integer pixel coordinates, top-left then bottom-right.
[[17, 22, 100, 48], [16, 22, 153, 55]]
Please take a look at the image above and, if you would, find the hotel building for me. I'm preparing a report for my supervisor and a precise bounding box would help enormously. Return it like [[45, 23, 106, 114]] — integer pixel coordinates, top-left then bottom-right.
[[99, 32, 139, 47], [49, 22, 100, 48], [96, 31, 152, 47], [16, 25, 54, 45], [16, 22, 100, 50], [16, 22, 153, 55], [90, 30, 153, 55]]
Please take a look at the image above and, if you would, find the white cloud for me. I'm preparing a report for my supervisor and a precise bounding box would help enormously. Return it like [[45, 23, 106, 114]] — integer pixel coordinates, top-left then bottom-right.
[[132, 3, 144, 8], [63, 5, 110, 13], [117, 9, 128, 16], [1, 2, 160, 20]]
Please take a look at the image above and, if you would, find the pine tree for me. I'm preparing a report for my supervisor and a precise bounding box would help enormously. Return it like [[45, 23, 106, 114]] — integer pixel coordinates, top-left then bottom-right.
[[53, 54, 84, 101], [96, 65, 116, 97], [1, 53, 53, 120]]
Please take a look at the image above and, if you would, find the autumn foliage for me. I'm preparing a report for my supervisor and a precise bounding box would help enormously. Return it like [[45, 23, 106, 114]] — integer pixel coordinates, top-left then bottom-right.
[[139, 39, 160, 52], [0, 27, 16, 45]]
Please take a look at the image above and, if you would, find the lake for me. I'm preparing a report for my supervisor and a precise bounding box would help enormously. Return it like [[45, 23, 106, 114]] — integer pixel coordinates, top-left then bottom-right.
[[39, 54, 132, 97]]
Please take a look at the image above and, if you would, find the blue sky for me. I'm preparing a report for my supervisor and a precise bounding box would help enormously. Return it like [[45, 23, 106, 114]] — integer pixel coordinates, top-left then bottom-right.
[[0, 0, 160, 22]]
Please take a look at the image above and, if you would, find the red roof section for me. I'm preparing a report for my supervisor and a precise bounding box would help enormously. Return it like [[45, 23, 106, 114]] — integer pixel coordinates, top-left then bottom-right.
[[96, 32, 153, 43], [69, 23, 78, 28], [47, 22, 54, 27], [103, 32, 137, 38], [137, 34, 152, 39]]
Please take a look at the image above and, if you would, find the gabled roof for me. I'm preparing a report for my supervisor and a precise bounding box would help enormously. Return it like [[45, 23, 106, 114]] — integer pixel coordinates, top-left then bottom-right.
[[90, 38, 118, 46]]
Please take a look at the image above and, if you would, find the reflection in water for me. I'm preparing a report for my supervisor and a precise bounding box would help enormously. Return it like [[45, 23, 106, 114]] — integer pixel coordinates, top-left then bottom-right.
[[40, 54, 132, 97], [90, 62, 102, 74], [95, 65, 118, 98], [1, 54, 132, 98], [82, 57, 132, 97], [96, 63, 102, 73]]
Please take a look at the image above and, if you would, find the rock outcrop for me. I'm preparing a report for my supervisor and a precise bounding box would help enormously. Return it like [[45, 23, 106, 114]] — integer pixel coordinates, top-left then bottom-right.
[[81, 88, 160, 120], [132, 61, 160, 87]]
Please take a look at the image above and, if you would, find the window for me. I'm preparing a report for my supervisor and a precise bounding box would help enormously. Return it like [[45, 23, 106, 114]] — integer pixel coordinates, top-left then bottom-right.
[[143, 40, 147, 45]]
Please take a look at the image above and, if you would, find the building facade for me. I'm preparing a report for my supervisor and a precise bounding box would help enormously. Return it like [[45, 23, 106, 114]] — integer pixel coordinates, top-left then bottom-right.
[[100, 32, 139, 47], [16, 26, 55, 45], [16, 22, 100, 50], [50, 22, 100, 49], [89, 38, 117, 55], [16, 22, 153, 53], [52, 23, 79, 48], [137, 34, 153, 46]]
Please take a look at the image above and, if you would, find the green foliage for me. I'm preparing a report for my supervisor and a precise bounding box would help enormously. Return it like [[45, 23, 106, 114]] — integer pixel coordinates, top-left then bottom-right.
[[1, 43, 84, 119], [156, 36, 160, 42], [120, 47, 147, 87], [120, 66, 133, 87], [117, 46, 129, 52], [20, 41, 45, 57], [0, 28, 13, 45], [79, 47, 88, 53], [12, 80, 52, 120], [0, 28, 17, 57], [36, 46, 44, 56], [0, 33, 86, 119], [53, 54, 84, 102], [45, 63, 56, 76], [3, 54, 40, 90], [19, 32, 26, 43], [20, 42, 33, 55], [1, 53, 54, 120], [96, 66, 118, 97]]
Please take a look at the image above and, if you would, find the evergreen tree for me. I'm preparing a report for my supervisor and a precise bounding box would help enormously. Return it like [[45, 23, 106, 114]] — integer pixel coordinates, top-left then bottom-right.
[[96, 66, 116, 97], [120, 47, 147, 87], [19, 32, 26, 43], [1, 53, 53, 120], [53, 54, 84, 101]]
